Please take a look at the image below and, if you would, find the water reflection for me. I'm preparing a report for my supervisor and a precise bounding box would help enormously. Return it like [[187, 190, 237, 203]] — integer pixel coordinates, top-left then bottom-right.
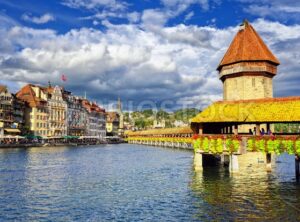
[[191, 154, 300, 221]]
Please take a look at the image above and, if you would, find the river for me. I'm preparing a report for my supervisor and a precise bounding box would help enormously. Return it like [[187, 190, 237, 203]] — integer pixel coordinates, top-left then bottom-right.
[[0, 144, 300, 221]]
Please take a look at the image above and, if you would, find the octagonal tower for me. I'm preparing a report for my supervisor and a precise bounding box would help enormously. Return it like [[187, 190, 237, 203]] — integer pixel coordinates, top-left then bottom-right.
[[218, 20, 280, 101]]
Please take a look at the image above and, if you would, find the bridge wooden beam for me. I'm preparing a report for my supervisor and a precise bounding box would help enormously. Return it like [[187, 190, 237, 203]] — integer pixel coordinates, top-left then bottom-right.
[[233, 124, 238, 135], [255, 123, 260, 136], [198, 123, 203, 135]]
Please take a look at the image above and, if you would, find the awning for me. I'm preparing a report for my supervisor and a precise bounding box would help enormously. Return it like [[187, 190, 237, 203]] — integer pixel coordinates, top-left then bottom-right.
[[4, 128, 21, 133]]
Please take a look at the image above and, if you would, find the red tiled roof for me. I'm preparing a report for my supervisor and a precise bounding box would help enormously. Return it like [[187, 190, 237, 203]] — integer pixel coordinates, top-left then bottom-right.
[[218, 20, 280, 71], [16, 84, 47, 108], [82, 100, 105, 113]]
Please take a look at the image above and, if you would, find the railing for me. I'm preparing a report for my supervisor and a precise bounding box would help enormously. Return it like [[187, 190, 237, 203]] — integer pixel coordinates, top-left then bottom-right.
[[127, 134, 300, 155], [127, 137, 193, 149]]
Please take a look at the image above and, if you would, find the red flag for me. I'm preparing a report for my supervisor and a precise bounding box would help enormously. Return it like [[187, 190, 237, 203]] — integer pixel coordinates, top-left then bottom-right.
[[61, 74, 67, 82]]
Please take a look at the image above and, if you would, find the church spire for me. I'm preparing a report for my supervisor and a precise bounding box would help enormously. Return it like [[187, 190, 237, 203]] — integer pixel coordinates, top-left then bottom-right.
[[117, 97, 122, 113]]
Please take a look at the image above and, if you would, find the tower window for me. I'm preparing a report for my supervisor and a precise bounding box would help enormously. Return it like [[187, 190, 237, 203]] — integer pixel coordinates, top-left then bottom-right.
[[252, 78, 255, 87]]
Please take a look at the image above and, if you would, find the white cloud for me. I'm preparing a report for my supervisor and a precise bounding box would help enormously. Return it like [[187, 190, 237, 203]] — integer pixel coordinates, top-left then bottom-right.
[[161, 0, 209, 11], [21, 13, 55, 24], [184, 11, 194, 22], [62, 0, 127, 11], [237, 0, 300, 21], [138, 0, 212, 31], [81, 10, 140, 24], [127, 12, 140, 23], [141, 9, 169, 31], [0, 18, 299, 109]]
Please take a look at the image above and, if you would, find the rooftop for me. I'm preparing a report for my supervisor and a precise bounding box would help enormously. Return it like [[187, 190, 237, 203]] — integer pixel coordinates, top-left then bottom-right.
[[191, 97, 300, 123], [16, 84, 47, 108], [217, 20, 280, 71]]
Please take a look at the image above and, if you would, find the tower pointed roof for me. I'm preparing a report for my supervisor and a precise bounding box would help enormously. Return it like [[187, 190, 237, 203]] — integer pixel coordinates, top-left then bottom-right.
[[217, 20, 280, 71]]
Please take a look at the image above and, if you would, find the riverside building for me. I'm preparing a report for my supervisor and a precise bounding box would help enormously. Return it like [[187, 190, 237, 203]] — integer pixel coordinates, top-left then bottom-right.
[[16, 84, 49, 137], [82, 99, 106, 139], [12, 94, 26, 134], [47, 85, 68, 137], [64, 92, 87, 136], [0, 86, 15, 136], [106, 112, 120, 136]]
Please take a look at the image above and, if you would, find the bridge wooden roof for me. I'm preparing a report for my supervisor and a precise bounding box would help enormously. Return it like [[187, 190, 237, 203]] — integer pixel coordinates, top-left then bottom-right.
[[217, 20, 280, 71], [191, 97, 300, 124], [126, 126, 193, 136]]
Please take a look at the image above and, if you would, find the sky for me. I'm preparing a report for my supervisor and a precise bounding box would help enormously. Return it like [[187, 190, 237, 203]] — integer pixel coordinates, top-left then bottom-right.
[[0, 0, 299, 111]]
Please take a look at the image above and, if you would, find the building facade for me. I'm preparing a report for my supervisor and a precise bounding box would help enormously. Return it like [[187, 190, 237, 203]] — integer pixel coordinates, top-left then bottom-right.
[[0, 86, 14, 136], [17, 84, 49, 137], [82, 100, 106, 139], [64, 92, 87, 136], [47, 86, 68, 137], [12, 94, 26, 134], [218, 20, 280, 101], [106, 112, 120, 136]]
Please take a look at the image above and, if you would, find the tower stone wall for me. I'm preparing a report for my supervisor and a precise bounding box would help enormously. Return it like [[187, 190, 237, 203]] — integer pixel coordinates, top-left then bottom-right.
[[223, 74, 273, 101]]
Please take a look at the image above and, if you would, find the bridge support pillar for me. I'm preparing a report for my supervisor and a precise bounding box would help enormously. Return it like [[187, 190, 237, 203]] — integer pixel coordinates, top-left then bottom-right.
[[222, 154, 230, 167], [194, 152, 203, 171], [229, 155, 239, 173], [266, 153, 272, 172], [296, 155, 300, 182]]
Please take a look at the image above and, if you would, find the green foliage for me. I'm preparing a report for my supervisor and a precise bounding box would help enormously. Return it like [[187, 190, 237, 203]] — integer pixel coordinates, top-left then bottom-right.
[[255, 139, 266, 153], [266, 139, 282, 154], [266, 140, 274, 153], [174, 108, 200, 122], [193, 139, 201, 152], [247, 138, 255, 151], [232, 140, 240, 153], [156, 109, 169, 119], [128, 108, 200, 129], [190, 136, 300, 155], [282, 140, 295, 154], [134, 118, 153, 129], [296, 140, 300, 155], [273, 139, 282, 155], [225, 139, 233, 152], [210, 139, 217, 153], [202, 137, 210, 153], [123, 112, 130, 122], [274, 123, 300, 133], [141, 109, 153, 118], [216, 138, 223, 153]]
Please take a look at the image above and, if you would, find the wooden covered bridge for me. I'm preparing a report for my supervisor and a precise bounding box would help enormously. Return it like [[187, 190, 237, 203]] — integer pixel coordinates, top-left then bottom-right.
[[126, 20, 300, 180]]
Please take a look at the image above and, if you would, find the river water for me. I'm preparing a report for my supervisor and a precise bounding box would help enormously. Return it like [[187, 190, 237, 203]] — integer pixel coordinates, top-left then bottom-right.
[[0, 144, 300, 221]]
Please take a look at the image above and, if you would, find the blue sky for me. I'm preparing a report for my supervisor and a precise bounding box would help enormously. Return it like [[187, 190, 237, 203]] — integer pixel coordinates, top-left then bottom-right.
[[0, 0, 300, 110]]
